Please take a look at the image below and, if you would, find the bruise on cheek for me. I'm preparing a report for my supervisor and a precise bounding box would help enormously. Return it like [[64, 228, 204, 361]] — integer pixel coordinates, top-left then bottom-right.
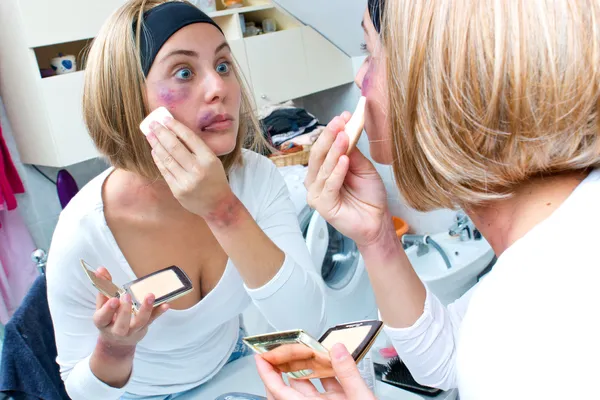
[[157, 85, 190, 109], [204, 193, 244, 229], [361, 60, 374, 96]]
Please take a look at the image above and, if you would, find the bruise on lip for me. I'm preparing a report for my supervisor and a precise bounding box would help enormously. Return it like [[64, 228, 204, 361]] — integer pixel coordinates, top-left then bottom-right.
[[198, 112, 216, 131]]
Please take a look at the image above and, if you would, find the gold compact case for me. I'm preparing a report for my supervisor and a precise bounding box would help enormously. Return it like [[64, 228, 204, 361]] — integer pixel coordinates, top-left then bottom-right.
[[243, 329, 330, 379], [243, 320, 383, 379], [80, 259, 193, 312]]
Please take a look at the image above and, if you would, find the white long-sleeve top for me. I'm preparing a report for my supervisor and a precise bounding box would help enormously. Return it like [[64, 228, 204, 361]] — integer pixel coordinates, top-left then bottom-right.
[[386, 169, 600, 399], [46, 150, 326, 399]]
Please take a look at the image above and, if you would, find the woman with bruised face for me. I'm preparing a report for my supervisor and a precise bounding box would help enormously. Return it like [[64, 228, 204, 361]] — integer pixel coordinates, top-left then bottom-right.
[[45, 1, 326, 399]]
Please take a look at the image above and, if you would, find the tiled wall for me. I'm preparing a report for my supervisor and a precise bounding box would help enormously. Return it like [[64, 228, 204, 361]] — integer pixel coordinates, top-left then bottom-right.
[[0, 97, 109, 252]]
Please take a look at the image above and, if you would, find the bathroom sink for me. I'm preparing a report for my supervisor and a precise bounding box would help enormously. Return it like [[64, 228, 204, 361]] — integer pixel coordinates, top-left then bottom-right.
[[405, 233, 495, 305]]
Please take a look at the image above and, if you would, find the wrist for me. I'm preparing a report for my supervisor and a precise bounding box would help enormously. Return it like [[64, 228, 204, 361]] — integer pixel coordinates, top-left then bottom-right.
[[203, 190, 244, 228], [90, 337, 135, 388], [357, 213, 403, 262], [95, 336, 136, 361]]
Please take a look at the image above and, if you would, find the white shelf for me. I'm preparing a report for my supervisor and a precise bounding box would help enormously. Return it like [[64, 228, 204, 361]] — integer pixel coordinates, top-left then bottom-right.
[[19, 0, 125, 48], [208, 4, 274, 18], [1, 0, 354, 168]]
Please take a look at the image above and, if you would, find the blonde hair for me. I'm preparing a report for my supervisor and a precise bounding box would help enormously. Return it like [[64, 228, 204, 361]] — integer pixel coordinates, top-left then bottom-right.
[[82, 0, 265, 180], [382, 0, 600, 211]]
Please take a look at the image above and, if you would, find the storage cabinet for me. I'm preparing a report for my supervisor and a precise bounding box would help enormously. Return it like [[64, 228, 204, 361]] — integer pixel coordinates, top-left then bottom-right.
[[19, 0, 124, 47], [245, 28, 309, 107], [39, 72, 98, 166], [302, 27, 355, 95], [0, 0, 354, 167], [228, 39, 253, 90]]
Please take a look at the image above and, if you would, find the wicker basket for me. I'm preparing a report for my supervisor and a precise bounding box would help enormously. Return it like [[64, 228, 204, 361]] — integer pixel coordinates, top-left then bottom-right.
[[269, 145, 312, 167]]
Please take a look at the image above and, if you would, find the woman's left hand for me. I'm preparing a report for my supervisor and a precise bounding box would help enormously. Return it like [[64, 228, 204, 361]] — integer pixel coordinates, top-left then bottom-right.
[[146, 117, 232, 218]]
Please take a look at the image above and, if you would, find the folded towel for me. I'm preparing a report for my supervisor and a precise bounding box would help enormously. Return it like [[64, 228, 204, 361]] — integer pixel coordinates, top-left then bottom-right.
[[261, 108, 322, 145], [281, 126, 326, 147], [256, 100, 297, 120], [0, 275, 69, 400], [271, 120, 319, 146]]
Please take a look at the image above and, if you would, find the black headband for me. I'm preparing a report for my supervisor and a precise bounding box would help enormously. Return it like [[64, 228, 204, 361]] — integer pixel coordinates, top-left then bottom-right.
[[135, 2, 224, 76], [368, 0, 385, 33]]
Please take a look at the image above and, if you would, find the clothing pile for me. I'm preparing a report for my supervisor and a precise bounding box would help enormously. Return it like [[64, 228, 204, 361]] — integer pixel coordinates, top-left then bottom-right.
[[259, 101, 325, 150]]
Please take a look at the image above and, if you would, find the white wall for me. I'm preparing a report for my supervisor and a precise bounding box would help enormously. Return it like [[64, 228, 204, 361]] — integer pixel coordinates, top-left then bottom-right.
[[274, 0, 366, 57], [0, 97, 109, 251]]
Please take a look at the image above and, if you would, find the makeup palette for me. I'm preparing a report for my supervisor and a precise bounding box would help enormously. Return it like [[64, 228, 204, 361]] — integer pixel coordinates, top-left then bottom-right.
[[80, 259, 193, 312], [243, 319, 383, 379]]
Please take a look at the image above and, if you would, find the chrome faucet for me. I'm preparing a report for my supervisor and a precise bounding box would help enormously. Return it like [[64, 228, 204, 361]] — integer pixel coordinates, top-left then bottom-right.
[[31, 249, 47, 275], [448, 211, 481, 241], [402, 234, 452, 269]]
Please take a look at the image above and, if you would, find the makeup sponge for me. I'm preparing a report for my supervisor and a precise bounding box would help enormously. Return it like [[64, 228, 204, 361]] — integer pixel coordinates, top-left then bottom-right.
[[345, 96, 367, 155], [140, 106, 173, 136]]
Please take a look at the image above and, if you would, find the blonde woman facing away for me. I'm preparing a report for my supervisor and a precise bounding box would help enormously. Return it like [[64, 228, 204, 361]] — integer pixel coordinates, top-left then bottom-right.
[[45, 1, 326, 399], [257, 0, 600, 399]]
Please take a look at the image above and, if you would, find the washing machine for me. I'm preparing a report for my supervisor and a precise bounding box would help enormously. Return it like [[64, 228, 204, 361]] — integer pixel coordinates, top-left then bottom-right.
[[280, 166, 378, 327]]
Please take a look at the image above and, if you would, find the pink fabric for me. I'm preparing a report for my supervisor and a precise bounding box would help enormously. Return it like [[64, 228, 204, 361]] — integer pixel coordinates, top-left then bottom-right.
[[0, 207, 38, 324], [0, 120, 25, 214]]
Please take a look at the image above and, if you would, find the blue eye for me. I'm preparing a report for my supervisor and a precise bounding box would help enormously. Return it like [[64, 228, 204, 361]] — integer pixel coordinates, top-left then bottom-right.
[[175, 68, 193, 80], [216, 62, 231, 75]]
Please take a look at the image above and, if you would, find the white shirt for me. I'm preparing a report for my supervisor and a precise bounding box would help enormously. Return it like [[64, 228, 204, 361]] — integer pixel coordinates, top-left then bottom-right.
[[386, 169, 600, 399], [46, 150, 326, 399]]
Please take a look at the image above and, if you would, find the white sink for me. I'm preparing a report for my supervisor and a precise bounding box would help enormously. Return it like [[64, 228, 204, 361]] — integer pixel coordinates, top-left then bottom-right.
[[405, 233, 495, 305]]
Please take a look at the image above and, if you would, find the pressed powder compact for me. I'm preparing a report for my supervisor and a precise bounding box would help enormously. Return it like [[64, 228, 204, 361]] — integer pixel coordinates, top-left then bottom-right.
[[243, 319, 383, 379], [80, 259, 193, 312]]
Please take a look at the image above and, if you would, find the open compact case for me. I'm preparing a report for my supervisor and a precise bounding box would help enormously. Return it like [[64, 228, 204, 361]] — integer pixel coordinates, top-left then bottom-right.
[[243, 320, 383, 379], [80, 259, 193, 312]]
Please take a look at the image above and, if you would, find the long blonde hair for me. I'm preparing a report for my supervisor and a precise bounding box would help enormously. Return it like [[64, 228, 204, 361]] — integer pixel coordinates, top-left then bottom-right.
[[382, 0, 600, 211], [82, 0, 265, 180]]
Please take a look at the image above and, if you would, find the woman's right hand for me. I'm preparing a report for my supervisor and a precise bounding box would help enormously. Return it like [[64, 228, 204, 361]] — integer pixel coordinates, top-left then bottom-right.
[[93, 268, 169, 349], [256, 344, 377, 400], [305, 114, 389, 247]]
